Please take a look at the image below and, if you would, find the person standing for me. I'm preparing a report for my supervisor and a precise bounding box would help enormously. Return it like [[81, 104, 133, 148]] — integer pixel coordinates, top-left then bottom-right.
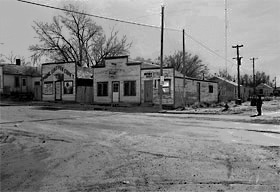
[[256, 95, 263, 116]]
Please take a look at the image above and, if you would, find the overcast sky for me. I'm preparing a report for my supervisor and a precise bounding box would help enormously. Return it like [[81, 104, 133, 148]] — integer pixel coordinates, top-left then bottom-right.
[[0, 0, 279, 84]]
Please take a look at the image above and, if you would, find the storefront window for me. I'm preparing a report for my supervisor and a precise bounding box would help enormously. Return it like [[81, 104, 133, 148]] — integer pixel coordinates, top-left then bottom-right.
[[97, 82, 108, 96], [124, 81, 136, 96]]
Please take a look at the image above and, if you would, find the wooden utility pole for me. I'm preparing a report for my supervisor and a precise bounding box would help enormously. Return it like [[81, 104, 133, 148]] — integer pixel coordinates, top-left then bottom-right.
[[232, 44, 243, 104], [182, 29, 186, 106], [250, 57, 258, 95], [225, 0, 228, 75], [159, 5, 164, 111], [183, 29, 186, 84]]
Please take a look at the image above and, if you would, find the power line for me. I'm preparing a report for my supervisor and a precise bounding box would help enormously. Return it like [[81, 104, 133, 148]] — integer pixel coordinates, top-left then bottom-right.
[[184, 33, 236, 66], [17, 0, 234, 67], [17, 0, 162, 30]]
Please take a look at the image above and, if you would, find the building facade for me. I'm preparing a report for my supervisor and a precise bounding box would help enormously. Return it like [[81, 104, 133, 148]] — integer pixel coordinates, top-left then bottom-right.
[[41, 62, 93, 102], [93, 56, 142, 105], [0, 64, 41, 97]]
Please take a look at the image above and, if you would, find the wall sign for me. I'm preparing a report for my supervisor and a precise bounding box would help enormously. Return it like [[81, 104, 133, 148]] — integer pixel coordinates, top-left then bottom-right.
[[42, 65, 75, 80]]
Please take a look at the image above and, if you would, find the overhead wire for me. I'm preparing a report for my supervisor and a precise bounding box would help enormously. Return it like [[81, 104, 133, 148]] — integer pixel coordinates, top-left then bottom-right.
[[17, 0, 234, 68]]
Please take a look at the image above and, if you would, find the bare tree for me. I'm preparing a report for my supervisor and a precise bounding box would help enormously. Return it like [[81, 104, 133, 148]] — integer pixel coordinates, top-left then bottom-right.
[[0, 51, 30, 65], [30, 4, 131, 67], [163, 51, 208, 78]]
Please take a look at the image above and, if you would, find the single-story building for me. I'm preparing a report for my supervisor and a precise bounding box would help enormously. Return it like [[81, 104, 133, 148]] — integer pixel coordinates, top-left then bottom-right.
[[141, 63, 218, 107], [256, 83, 273, 96], [0, 63, 41, 100], [209, 76, 253, 102], [93, 56, 142, 105], [93, 56, 218, 108], [41, 62, 93, 103]]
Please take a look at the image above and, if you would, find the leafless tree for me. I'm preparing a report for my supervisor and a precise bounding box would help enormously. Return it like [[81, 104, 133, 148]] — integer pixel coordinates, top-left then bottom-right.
[[163, 51, 208, 78], [30, 4, 131, 67]]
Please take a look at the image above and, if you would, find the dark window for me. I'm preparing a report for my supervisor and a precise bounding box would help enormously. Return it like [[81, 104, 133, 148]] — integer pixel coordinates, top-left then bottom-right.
[[124, 81, 136, 96], [209, 85, 213, 93], [97, 82, 108, 96], [15, 77, 20, 87], [22, 78, 26, 86], [34, 81, 40, 86], [77, 78, 93, 87]]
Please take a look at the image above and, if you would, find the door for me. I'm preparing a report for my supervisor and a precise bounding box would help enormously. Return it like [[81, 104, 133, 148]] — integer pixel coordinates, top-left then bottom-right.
[[55, 81, 62, 101], [21, 78, 27, 92], [197, 82, 201, 102], [112, 81, 120, 103], [144, 80, 153, 102]]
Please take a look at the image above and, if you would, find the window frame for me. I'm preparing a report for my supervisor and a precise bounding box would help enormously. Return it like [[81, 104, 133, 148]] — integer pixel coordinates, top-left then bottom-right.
[[97, 82, 108, 97], [124, 81, 136, 96], [63, 80, 74, 95]]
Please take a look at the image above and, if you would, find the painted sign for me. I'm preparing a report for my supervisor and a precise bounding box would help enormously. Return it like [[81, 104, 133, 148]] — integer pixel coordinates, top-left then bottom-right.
[[42, 65, 75, 80]]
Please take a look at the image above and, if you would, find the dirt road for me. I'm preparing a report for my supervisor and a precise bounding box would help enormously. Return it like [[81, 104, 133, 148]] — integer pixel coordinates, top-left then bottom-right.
[[1, 104, 279, 191]]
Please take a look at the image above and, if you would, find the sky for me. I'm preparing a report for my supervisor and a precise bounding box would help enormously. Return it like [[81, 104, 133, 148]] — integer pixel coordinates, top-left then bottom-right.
[[0, 0, 279, 85]]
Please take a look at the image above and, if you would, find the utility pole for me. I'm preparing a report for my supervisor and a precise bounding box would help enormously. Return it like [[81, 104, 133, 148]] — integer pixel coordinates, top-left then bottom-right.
[[250, 57, 258, 95], [225, 0, 228, 75], [275, 77, 277, 91], [182, 29, 186, 106], [159, 5, 164, 111], [232, 44, 243, 104]]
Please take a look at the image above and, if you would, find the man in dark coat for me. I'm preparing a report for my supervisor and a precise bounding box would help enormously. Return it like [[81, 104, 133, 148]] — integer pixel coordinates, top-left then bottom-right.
[[256, 95, 263, 116]]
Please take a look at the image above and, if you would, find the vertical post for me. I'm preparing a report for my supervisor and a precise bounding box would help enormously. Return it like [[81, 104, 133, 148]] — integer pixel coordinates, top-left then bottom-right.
[[250, 57, 258, 95], [225, 0, 228, 75], [237, 57, 241, 99], [159, 5, 164, 111], [232, 44, 243, 104], [182, 29, 186, 106], [275, 77, 277, 91]]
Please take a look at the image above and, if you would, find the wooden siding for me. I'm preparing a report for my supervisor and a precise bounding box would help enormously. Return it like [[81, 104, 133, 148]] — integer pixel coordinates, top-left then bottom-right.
[[175, 77, 218, 107], [141, 68, 174, 105], [93, 57, 141, 104], [41, 62, 76, 101]]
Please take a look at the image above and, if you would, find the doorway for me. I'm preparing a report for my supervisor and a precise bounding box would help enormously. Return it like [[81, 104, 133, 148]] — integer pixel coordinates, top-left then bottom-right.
[[144, 80, 153, 103], [112, 81, 120, 103], [197, 82, 201, 102], [55, 81, 62, 101]]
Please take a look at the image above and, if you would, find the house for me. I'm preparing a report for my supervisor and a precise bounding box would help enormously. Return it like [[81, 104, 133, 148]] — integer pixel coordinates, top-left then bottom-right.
[[256, 83, 273, 96], [93, 55, 218, 108], [41, 62, 93, 103], [209, 76, 253, 102], [0, 63, 41, 100]]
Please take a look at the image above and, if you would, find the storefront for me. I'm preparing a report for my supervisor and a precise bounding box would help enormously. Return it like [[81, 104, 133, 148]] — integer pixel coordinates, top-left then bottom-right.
[[42, 62, 77, 101]]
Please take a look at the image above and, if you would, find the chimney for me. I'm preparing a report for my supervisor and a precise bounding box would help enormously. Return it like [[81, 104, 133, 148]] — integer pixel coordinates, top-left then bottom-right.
[[16, 59, 21, 66]]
